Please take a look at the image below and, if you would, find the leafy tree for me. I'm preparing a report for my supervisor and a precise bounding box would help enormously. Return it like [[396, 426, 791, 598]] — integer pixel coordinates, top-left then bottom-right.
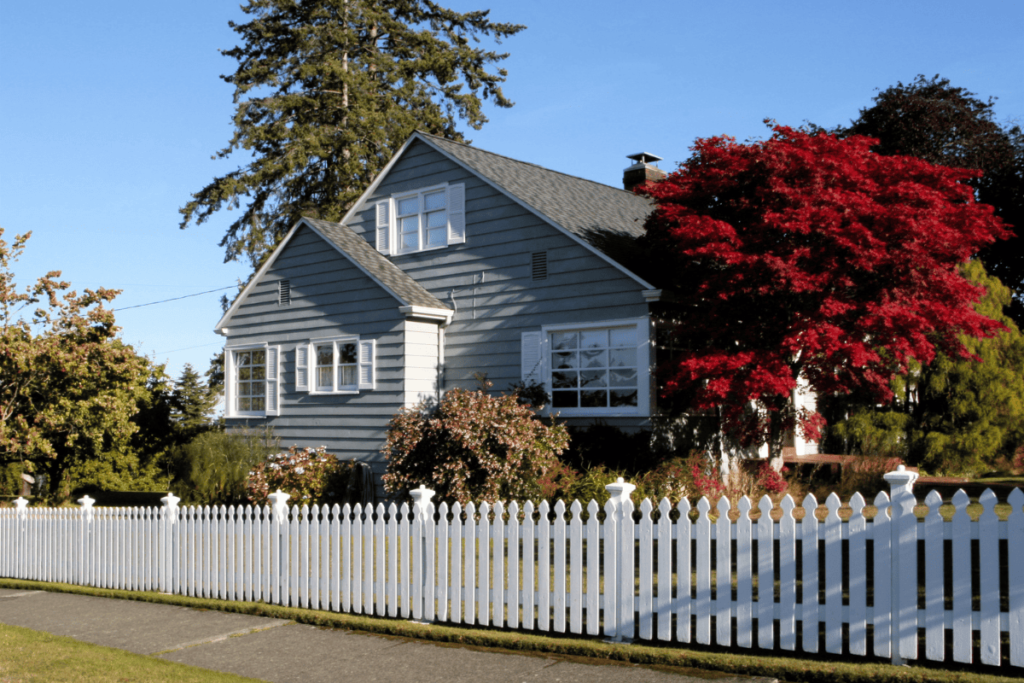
[[844, 75, 1024, 325], [823, 261, 1024, 475], [639, 126, 1009, 467], [169, 427, 278, 505], [170, 364, 219, 442], [181, 0, 524, 267], [0, 229, 162, 502]]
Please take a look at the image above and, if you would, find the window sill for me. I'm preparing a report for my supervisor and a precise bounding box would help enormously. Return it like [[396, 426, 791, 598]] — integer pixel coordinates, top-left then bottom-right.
[[309, 389, 360, 396], [396, 244, 449, 256]]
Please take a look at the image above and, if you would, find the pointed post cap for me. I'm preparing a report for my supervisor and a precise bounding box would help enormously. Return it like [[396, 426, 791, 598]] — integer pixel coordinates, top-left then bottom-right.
[[883, 464, 918, 495], [14, 497, 29, 513], [268, 489, 291, 508], [160, 492, 181, 508], [77, 495, 95, 509]]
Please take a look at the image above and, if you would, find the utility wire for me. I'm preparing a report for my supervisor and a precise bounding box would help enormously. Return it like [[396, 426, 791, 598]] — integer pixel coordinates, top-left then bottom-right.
[[114, 286, 236, 312]]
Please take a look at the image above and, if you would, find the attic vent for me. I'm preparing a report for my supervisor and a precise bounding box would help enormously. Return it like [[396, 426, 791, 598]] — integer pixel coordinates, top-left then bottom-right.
[[531, 251, 548, 281], [278, 279, 291, 306]]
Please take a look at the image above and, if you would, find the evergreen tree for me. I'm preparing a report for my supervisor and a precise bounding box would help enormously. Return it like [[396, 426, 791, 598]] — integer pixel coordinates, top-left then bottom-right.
[[170, 364, 219, 442], [180, 0, 524, 267]]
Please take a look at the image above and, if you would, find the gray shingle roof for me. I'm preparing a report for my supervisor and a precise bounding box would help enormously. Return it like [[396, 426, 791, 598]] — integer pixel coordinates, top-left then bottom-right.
[[417, 132, 654, 266], [302, 217, 448, 311]]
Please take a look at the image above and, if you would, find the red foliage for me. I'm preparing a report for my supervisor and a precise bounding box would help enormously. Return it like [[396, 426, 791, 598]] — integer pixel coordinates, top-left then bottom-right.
[[641, 126, 1009, 455]]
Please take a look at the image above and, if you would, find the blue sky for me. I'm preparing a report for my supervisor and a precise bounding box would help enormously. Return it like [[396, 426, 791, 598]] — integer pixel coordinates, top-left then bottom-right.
[[1, 0, 1022, 389]]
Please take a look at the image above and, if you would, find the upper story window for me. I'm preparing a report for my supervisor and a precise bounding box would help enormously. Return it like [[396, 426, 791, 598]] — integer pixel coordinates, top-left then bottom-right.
[[314, 340, 358, 392], [375, 183, 465, 256]]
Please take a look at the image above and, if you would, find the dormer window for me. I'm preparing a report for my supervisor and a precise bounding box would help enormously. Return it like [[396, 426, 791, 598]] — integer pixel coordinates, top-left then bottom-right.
[[376, 183, 465, 255]]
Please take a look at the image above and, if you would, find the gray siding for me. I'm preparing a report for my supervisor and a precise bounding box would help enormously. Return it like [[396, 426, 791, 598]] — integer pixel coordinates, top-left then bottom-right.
[[223, 224, 421, 486], [353, 139, 653, 428]]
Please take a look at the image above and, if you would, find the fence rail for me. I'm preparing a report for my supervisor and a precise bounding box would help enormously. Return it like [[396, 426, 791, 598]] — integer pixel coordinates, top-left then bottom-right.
[[2, 467, 1022, 669]]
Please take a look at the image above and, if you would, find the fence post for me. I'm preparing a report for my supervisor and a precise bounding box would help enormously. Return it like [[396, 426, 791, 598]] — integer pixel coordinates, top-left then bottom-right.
[[268, 490, 291, 605], [77, 495, 95, 586], [14, 498, 28, 580], [884, 464, 919, 666], [605, 477, 636, 641], [409, 485, 435, 622], [160, 493, 180, 594]]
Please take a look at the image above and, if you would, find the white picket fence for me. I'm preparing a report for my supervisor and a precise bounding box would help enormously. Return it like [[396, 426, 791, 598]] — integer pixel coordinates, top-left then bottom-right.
[[2, 467, 1022, 669]]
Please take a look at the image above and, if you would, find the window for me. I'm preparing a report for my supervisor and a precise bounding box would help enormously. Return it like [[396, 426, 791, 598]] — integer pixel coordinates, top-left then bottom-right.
[[226, 345, 280, 417], [375, 183, 465, 255], [521, 318, 650, 416], [296, 337, 375, 393]]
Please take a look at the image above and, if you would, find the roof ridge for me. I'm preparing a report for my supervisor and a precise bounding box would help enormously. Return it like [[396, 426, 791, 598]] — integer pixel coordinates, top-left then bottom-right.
[[415, 130, 646, 199]]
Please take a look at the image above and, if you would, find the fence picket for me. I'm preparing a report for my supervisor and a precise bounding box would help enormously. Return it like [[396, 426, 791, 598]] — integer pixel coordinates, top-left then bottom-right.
[[716, 497, 731, 647], [951, 490, 971, 663], [872, 492, 892, 659], [522, 501, 534, 631], [437, 501, 449, 623], [492, 501, 504, 627], [735, 497, 752, 648], [587, 500, 601, 636], [537, 501, 550, 632], [978, 490, 1000, 665], [570, 500, 583, 635], [508, 501, 520, 630], [1009, 488, 1024, 668], [638, 499, 653, 641], [923, 491, 945, 662], [450, 502, 462, 623], [847, 493, 867, 656], [656, 498, 672, 642], [824, 493, 843, 654], [463, 502, 475, 624], [553, 500, 566, 633], [695, 497, 712, 645]]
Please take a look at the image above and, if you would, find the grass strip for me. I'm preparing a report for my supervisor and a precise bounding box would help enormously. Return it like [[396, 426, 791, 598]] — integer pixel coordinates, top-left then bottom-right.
[[1, 579, 1019, 683], [0, 621, 264, 683]]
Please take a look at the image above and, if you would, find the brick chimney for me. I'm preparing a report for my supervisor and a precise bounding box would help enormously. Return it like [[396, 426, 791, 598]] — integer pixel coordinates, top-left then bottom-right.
[[623, 152, 666, 192]]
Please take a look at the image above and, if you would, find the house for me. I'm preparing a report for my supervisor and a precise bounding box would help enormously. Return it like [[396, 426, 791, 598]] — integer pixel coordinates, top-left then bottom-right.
[[214, 132, 817, 498]]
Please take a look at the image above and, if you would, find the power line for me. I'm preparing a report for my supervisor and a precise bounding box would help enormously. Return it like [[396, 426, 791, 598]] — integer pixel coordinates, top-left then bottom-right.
[[114, 286, 236, 311]]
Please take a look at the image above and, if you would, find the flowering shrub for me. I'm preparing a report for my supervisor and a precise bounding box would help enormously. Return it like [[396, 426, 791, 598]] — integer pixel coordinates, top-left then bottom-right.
[[245, 446, 359, 507], [382, 388, 570, 504], [756, 461, 789, 494], [1013, 446, 1024, 474]]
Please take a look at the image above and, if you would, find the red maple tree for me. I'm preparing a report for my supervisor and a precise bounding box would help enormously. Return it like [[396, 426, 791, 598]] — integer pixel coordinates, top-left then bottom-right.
[[640, 126, 1010, 465]]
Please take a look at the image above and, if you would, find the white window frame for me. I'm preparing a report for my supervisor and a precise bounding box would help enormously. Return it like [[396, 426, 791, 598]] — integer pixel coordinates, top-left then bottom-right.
[[297, 336, 375, 394], [225, 343, 280, 418], [527, 317, 652, 418], [376, 182, 465, 255]]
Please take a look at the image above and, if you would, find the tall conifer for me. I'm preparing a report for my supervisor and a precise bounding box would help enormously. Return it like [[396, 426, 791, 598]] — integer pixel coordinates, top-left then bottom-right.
[[180, 0, 524, 267]]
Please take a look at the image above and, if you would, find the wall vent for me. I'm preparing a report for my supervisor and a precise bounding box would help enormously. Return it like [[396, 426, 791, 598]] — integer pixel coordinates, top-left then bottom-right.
[[531, 252, 548, 281], [278, 279, 291, 306]]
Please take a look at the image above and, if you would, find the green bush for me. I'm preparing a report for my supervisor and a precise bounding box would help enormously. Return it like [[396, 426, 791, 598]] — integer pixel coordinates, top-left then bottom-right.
[[382, 387, 570, 504], [169, 427, 278, 505]]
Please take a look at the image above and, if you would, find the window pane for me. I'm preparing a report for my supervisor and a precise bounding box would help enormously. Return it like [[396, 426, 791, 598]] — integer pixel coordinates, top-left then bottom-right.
[[611, 390, 638, 407], [552, 351, 577, 369], [580, 329, 608, 349], [252, 350, 265, 365], [552, 391, 578, 408], [581, 390, 607, 408], [580, 349, 606, 368], [238, 382, 250, 396], [238, 366, 251, 381], [426, 210, 446, 229], [317, 367, 332, 390], [239, 397, 251, 412], [552, 371, 577, 389], [609, 348, 636, 368], [610, 368, 637, 387], [236, 351, 250, 367], [610, 327, 635, 348], [251, 366, 265, 381], [251, 397, 266, 412], [580, 370, 607, 388], [425, 227, 446, 247], [551, 332, 577, 351], [424, 190, 446, 211], [398, 197, 419, 215], [317, 345, 333, 366], [339, 343, 357, 364], [340, 365, 357, 387]]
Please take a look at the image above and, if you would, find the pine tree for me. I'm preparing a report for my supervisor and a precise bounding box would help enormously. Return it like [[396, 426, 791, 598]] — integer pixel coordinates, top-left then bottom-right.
[[180, 0, 524, 267], [170, 364, 219, 443]]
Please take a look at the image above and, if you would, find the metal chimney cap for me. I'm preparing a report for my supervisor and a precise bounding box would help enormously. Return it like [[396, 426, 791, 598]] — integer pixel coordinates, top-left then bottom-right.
[[626, 152, 663, 165]]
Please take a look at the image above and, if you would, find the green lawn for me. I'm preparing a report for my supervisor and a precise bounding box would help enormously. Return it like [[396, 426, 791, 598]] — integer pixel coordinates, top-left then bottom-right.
[[0, 623, 264, 683]]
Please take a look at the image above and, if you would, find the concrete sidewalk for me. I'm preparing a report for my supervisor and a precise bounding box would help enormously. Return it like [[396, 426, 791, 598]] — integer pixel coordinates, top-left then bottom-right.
[[0, 588, 776, 683]]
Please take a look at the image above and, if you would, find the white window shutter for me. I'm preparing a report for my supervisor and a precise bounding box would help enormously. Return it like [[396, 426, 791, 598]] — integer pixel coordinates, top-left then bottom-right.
[[447, 183, 466, 244], [357, 339, 375, 390], [224, 348, 235, 417], [265, 345, 280, 416], [375, 200, 391, 254], [295, 344, 309, 392], [521, 331, 543, 385]]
